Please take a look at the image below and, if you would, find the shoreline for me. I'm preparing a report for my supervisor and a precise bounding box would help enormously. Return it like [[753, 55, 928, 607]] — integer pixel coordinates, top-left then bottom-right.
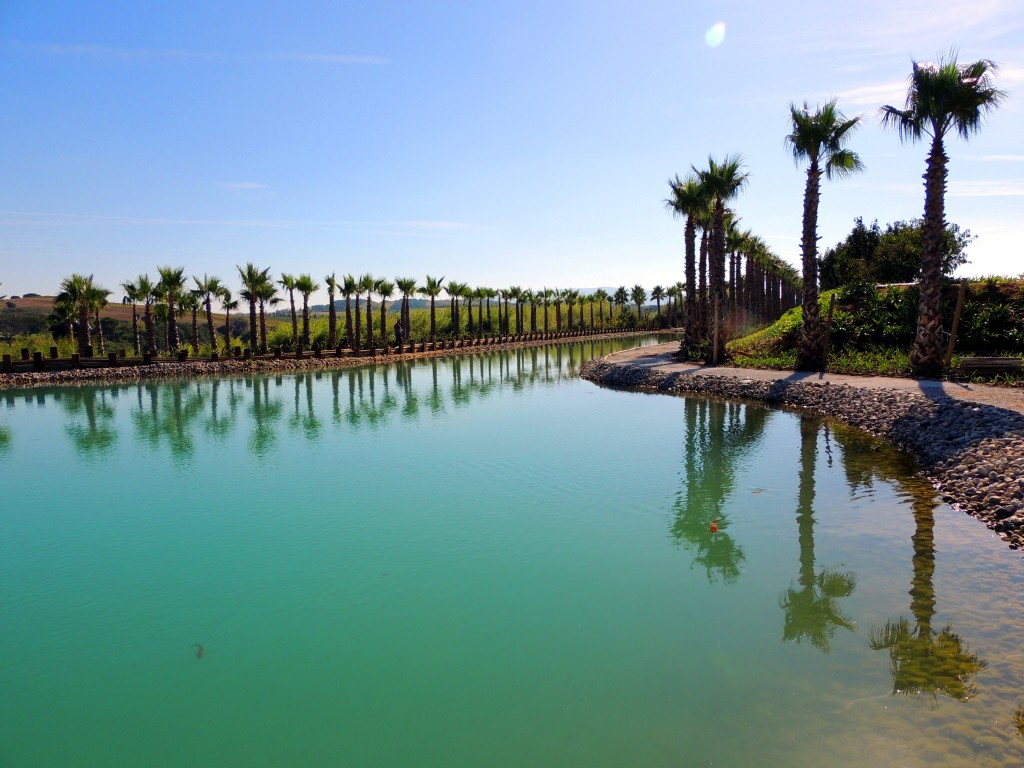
[[580, 344, 1024, 555], [0, 330, 663, 391]]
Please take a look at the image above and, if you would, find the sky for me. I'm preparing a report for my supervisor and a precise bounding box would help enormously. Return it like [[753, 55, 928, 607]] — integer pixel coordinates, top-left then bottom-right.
[[1, 0, 1021, 305]]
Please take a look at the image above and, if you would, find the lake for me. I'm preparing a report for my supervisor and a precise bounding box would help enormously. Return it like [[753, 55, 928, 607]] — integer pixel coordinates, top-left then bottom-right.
[[1, 335, 1022, 767]]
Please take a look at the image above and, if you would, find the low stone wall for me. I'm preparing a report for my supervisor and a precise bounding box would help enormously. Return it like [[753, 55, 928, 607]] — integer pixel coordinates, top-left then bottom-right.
[[580, 357, 1024, 554], [0, 330, 666, 391]]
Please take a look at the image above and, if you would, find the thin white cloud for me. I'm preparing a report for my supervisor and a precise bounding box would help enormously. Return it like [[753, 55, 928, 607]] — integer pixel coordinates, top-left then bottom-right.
[[5, 40, 387, 65], [964, 154, 1024, 162], [949, 179, 1024, 197], [222, 182, 269, 190], [0, 209, 467, 230], [834, 80, 907, 109]]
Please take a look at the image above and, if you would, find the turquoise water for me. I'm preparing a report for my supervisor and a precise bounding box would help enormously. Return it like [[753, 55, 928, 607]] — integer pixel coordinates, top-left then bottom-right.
[[2, 336, 1023, 767]]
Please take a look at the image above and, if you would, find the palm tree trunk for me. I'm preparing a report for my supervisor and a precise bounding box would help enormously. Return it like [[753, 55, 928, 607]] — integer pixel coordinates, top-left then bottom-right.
[[94, 308, 105, 354], [302, 297, 311, 346], [191, 306, 199, 354], [345, 298, 354, 349], [429, 297, 436, 341], [355, 294, 362, 349], [248, 300, 258, 352], [130, 304, 140, 355], [910, 135, 949, 377], [205, 300, 215, 355], [328, 291, 337, 348], [167, 297, 179, 350], [796, 159, 825, 371], [258, 300, 268, 353], [699, 230, 709, 339], [225, 307, 232, 352], [145, 303, 156, 353], [289, 289, 298, 343], [366, 294, 373, 348]]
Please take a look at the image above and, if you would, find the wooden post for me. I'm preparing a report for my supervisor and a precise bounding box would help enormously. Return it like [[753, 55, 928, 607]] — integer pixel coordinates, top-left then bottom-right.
[[944, 280, 969, 369], [50, 346, 58, 359], [2, 354, 12, 373], [821, 294, 836, 371]]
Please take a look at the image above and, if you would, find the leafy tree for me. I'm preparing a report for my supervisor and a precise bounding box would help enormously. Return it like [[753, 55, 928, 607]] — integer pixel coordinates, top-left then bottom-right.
[[821, 218, 974, 289], [881, 52, 1004, 376]]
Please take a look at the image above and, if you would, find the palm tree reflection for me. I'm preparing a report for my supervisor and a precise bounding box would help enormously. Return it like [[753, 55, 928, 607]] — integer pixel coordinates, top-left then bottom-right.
[[62, 387, 118, 458], [671, 398, 762, 584], [779, 418, 856, 653], [869, 481, 986, 701]]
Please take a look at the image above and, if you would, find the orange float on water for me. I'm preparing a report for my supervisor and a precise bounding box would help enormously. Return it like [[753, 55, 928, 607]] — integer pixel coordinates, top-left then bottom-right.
[[710, 520, 719, 534]]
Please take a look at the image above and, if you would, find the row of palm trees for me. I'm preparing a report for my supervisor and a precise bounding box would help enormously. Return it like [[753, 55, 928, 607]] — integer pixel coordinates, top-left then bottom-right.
[[54, 267, 686, 358], [668, 53, 1004, 375]]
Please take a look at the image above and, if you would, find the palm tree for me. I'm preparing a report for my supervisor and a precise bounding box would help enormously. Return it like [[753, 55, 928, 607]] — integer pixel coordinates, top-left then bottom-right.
[[553, 289, 564, 331], [541, 288, 553, 333], [420, 275, 445, 342], [194, 274, 223, 354], [463, 283, 476, 336], [120, 278, 143, 355], [394, 277, 417, 340], [56, 274, 94, 355], [787, 100, 864, 371], [631, 285, 646, 327], [695, 155, 748, 362], [295, 274, 319, 347], [881, 53, 1004, 376], [136, 274, 157, 354], [278, 273, 298, 344], [157, 266, 187, 351], [593, 288, 609, 329], [342, 274, 357, 349], [237, 263, 270, 352], [667, 174, 710, 356], [447, 280, 468, 337], [564, 289, 577, 329], [255, 278, 278, 353], [87, 282, 110, 355], [324, 273, 338, 349], [220, 287, 238, 353], [374, 280, 393, 346], [475, 287, 487, 336], [181, 290, 201, 355], [613, 286, 628, 325], [358, 273, 375, 348], [651, 285, 665, 325]]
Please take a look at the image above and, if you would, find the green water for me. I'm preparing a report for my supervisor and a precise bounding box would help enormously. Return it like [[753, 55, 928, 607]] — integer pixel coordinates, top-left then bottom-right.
[[2, 336, 1023, 767]]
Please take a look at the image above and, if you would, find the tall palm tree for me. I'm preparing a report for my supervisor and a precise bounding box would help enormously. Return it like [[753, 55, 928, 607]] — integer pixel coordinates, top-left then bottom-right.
[[651, 285, 665, 325], [294, 274, 319, 347], [324, 273, 338, 349], [358, 273, 375, 348], [541, 288, 553, 333], [255, 278, 278, 353], [447, 280, 468, 337], [56, 274, 94, 355], [220, 287, 238, 353], [881, 53, 1004, 376], [136, 274, 157, 354], [631, 285, 647, 328], [237, 263, 270, 352], [376, 278, 395, 344], [342, 274, 357, 349], [278, 273, 298, 344], [613, 286, 628, 325], [463, 283, 476, 336], [157, 266, 187, 351], [475, 287, 487, 336], [420, 275, 445, 342], [120, 278, 143, 355], [553, 289, 564, 331], [668, 174, 711, 356], [89, 281, 111, 354], [594, 288, 609, 329], [395, 277, 417, 339], [194, 274, 223, 354], [695, 155, 748, 362], [182, 290, 201, 355], [787, 99, 864, 371]]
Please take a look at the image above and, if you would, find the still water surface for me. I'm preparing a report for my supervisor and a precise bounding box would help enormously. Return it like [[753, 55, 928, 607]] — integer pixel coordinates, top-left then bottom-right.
[[2, 336, 1023, 767]]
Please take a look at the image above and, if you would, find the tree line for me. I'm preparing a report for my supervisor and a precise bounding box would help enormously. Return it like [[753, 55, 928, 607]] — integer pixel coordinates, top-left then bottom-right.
[[666, 52, 1004, 376], [49, 268, 689, 358]]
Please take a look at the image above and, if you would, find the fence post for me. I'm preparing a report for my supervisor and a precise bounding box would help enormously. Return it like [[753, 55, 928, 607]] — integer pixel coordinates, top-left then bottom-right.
[[944, 280, 969, 370]]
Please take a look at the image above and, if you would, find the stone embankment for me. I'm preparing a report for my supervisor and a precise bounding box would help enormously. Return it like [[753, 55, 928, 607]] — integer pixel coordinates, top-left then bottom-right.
[[0, 331, 648, 391], [581, 357, 1024, 553]]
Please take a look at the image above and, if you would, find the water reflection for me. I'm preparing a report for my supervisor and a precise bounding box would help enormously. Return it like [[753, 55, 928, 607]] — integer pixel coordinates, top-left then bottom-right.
[[868, 480, 987, 701], [671, 399, 765, 583], [779, 417, 856, 653], [62, 388, 118, 459]]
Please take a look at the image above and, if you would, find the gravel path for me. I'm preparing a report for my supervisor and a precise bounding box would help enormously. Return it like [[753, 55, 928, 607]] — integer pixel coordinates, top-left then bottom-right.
[[581, 342, 1024, 554]]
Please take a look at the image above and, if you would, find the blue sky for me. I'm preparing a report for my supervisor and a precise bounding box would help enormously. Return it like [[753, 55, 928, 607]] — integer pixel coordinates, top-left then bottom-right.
[[1, 0, 1021, 303]]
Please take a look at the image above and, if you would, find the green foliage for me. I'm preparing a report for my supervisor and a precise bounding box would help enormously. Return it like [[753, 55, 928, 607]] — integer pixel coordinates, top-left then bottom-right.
[[820, 217, 973, 290]]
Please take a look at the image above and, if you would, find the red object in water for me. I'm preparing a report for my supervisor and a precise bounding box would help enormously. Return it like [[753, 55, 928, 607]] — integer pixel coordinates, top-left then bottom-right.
[[710, 520, 719, 534]]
